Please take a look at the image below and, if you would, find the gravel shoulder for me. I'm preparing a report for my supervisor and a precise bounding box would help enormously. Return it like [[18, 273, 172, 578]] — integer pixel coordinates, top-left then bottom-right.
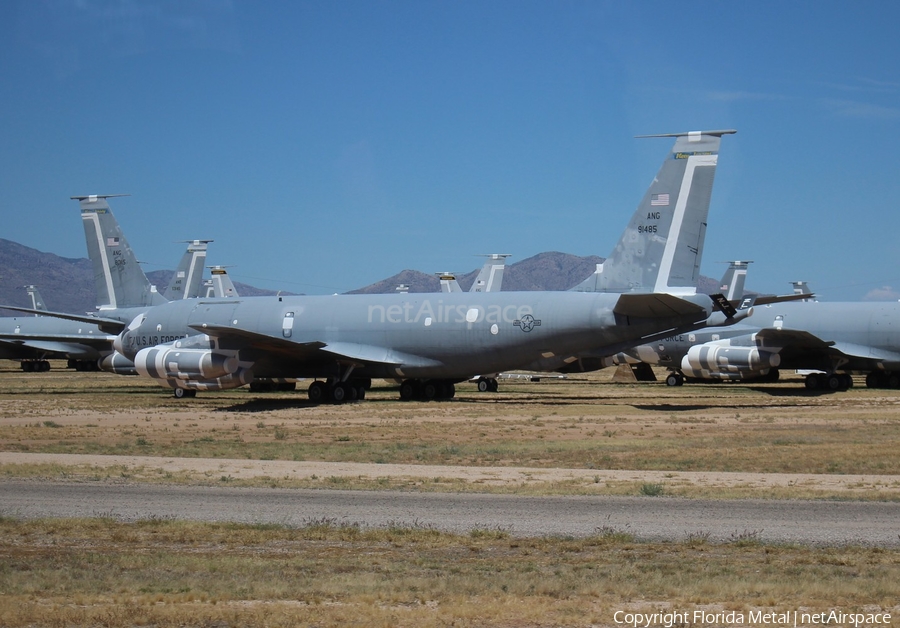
[[4, 451, 899, 495]]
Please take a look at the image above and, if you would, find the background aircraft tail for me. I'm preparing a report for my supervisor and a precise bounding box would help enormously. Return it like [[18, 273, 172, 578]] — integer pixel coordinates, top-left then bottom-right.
[[437, 272, 463, 293], [164, 240, 211, 300], [718, 260, 751, 302], [74, 195, 167, 311], [207, 266, 239, 298], [469, 254, 510, 293], [571, 129, 735, 295], [24, 285, 47, 313]]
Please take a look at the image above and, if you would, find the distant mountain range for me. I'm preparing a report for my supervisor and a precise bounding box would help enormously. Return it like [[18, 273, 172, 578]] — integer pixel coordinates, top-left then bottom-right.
[[0, 239, 721, 314], [0, 238, 281, 314]]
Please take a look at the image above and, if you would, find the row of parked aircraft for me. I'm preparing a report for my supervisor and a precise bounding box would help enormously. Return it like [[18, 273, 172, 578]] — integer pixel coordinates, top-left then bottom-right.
[[3, 128, 900, 400]]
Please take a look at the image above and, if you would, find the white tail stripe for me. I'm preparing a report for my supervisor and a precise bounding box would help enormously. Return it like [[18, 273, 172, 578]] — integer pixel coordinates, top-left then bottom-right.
[[82, 211, 117, 309], [654, 153, 718, 294]]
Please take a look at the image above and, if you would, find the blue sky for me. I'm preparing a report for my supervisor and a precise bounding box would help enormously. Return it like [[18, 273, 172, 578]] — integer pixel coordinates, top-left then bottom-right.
[[2, 1, 899, 300]]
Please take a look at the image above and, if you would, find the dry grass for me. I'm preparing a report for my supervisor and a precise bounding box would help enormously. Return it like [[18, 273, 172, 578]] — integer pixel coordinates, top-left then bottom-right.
[[2, 364, 900, 479], [1, 516, 898, 627], [3, 365, 900, 625]]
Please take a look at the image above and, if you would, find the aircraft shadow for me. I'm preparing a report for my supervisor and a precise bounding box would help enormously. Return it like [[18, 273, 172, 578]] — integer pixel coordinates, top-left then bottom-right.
[[746, 386, 841, 397], [215, 398, 325, 413]]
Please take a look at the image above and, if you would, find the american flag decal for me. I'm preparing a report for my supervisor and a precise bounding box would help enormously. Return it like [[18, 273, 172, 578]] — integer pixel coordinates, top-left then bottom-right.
[[106, 237, 120, 247], [650, 193, 669, 206]]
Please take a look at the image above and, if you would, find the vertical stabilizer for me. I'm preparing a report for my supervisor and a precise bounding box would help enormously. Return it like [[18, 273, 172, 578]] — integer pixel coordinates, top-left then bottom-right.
[[165, 240, 211, 300], [437, 272, 463, 293], [718, 260, 751, 302], [24, 285, 47, 314], [469, 254, 510, 292], [73, 195, 167, 310], [208, 266, 239, 298], [791, 281, 812, 302], [571, 129, 735, 295]]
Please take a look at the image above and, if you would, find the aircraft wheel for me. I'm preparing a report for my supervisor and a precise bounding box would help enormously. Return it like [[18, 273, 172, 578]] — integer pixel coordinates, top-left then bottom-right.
[[445, 383, 456, 399], [866, 372, 885, 389], [173, 388, 196, 399], [423, 381, 438, 401], [840, 374, 853, 389], [665, 373, 684, 387], [307, 381, 327, 403], [21, 362, 33, 372], [826, 374, 842, 391], [888, 373, 900, 389], [330, 383, 347, 404], [488, 378, 499, 392], [399, 380, 417, 401], [356, 386, 366, 401], [804, 373, 820, 390], [346, 384, 359, 402], [477, 378, 489, 392]]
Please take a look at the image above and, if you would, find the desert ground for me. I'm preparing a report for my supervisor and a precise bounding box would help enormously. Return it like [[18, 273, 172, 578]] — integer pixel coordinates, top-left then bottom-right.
[[1, 362, 899, 626]]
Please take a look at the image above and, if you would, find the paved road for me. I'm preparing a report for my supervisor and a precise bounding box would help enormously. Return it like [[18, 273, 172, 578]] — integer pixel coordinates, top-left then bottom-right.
[[2, 480, 898, 546]]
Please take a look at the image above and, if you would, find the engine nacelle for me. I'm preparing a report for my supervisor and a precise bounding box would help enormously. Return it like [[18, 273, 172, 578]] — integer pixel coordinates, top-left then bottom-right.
[[99, 351, 138, 376], [135, 346, 239, 381], [681, 344, 780, 379], [160, 369, 254, 392]]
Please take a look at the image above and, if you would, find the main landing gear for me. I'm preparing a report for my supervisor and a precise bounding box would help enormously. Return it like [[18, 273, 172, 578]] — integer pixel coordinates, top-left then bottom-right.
[[21, 360, 51, 372], [865, 371, 900, 389], [307, 379, 369, 404], [399, 379, 457, 401], [476, 376, 499, 392], [804, 372, 853, 391]]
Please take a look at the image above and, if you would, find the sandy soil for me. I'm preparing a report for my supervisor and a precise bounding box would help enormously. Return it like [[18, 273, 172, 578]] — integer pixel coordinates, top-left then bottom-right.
[[4, 451, 899, 494]]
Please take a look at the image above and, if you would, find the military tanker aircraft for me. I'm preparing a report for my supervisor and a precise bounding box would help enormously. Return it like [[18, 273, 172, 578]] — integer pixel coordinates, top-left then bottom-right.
[[5, 130, 741, 401], [606, 294, 900, 391]]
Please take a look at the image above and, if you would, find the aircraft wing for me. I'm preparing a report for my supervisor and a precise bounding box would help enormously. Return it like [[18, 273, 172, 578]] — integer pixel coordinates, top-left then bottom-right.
[[190, 324, 442, 368], [613, 293, 707, 318], [0, 338, 107, 358], [0, 332, 116, 350], [320, 342, 443, 368], [755, 328, 834, 351], [0, 305, 126, 334], [189, 324, 326, 357], [755, 328, 900, 365]]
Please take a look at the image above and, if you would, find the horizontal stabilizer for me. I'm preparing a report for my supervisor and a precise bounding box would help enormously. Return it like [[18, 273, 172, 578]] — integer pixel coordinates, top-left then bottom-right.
[[751, 292, 815, 306], [613, 293, 706, 319], [635, 129, 737, 139], [710, 293, 737, 318]]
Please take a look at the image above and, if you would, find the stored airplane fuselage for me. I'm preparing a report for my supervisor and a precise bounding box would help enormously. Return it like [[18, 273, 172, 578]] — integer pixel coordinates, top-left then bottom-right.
[[616, 300, 900, 380], [118, 290, 717, 383]]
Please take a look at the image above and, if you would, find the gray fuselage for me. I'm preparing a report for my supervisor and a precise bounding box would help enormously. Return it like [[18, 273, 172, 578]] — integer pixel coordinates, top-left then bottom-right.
[[119, 290, 714, 381]]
